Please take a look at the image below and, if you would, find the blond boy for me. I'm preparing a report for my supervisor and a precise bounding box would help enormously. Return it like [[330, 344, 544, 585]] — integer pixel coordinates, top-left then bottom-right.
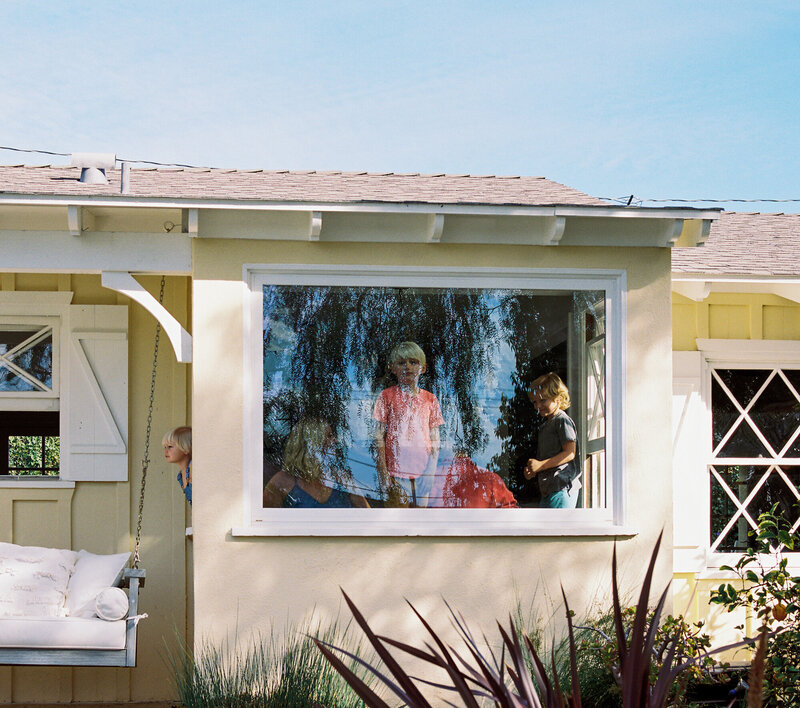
[[373, 341, 443, 507], [524, 372, 580, 509]]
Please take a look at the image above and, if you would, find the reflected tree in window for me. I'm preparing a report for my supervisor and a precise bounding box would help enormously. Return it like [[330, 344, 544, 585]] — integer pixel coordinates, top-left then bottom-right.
[[262, 285, 606, 508]]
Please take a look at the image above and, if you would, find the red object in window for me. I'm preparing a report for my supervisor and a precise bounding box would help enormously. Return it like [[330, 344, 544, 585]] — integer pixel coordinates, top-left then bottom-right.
[[437, 455, 518, 509]]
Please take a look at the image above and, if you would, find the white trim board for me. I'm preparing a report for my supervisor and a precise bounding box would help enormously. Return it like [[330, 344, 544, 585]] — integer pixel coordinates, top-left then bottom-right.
[[242, 264, 627, 536]]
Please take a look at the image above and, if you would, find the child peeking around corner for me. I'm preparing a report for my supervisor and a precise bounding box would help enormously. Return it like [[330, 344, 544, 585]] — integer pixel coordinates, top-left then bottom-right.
[[525, 373, 580, 509], [164, 426, 192, 506], [373, 341, 443, 507]]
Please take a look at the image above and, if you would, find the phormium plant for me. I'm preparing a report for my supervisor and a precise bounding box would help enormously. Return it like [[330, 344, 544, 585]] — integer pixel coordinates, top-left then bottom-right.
[[315, 531, 756, 707]]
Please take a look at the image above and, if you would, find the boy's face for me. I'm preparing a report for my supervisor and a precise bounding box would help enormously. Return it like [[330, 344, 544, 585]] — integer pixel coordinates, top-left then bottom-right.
[[390, 356, 425, 388], [164, 441, 190, 466], [529, 389, 559, 419]]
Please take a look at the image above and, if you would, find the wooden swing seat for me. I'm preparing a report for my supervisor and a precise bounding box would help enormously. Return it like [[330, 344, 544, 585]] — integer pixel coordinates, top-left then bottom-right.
[[0, 568, 145, 667]]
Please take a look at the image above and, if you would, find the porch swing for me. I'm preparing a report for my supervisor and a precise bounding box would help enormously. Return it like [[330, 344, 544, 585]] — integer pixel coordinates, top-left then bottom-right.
[[0, 278, 168, 668]]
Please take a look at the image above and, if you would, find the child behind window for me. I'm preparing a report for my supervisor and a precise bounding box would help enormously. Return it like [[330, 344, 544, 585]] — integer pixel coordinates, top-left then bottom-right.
[[524, 373, 580, 509], [373, 341, 443, 507]]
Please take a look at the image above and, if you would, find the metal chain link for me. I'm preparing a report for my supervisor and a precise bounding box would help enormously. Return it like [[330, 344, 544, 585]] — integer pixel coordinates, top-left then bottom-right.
[[133, 275, 166, 569]]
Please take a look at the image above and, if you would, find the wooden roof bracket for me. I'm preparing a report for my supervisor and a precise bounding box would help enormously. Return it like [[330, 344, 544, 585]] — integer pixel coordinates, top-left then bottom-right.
[[309, 211, 322, 240], [544, 215, 566, 245], [101, 271, 192, 363], [67, 205, 95, 236], [672, 280, 712, 302], [182, 208, 199, 236], [427, 214, 444, 243]]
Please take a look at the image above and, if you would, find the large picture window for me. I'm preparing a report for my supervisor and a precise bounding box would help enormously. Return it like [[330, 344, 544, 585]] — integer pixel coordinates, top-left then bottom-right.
[[245, 266, 624, 533]]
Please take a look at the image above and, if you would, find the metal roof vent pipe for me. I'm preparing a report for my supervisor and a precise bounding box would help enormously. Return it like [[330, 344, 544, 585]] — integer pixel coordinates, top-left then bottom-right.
[[120, 162, 130, 194], [71, 153, 116, 185]]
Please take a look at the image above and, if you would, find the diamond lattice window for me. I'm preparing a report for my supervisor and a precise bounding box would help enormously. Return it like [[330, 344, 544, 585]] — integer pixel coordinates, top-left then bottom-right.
[[709, 368, 800, 553], [0, 326, 53, 392]]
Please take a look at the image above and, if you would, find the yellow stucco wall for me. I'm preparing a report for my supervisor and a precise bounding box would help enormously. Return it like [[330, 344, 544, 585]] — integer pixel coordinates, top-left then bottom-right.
[[191, 239, 675, 663], [0, 273, 191, 704], [672, 290, 800, 661]]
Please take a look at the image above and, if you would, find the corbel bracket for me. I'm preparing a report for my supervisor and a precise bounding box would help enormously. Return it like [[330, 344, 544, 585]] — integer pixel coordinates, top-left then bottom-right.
[[672, 280, 711, 302], [182, 208, 199, 236], [427, 214, 445, 243], [67, 206, 95, 236], [101, 271, 192, 363], [309, 212, 323, 241], [666, 219, 685, 247], [544, 216, 566, 245]]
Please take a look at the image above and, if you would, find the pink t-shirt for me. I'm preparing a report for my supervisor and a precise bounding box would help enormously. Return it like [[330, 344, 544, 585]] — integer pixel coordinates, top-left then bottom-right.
[[373, 386, 444, 479]]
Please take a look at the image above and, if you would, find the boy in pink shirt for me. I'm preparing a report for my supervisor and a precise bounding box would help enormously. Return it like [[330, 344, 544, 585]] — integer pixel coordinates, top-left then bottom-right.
[[373, 341, 444, 507]]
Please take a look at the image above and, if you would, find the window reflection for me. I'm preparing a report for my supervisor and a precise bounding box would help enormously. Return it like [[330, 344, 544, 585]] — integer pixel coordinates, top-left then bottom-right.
[[262, 285, 606, 509]]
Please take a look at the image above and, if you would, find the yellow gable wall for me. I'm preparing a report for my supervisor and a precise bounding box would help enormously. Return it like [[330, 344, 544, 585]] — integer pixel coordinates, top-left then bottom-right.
[[673, 292, 800, 350], [0, 273, 191, 705], [672, 290, 800, 660], [191, 238, 674, 663]]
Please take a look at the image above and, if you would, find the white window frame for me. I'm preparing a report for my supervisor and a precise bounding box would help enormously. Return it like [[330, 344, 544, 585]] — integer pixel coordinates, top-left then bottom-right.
[[239, 265, 628, 536], [0, 317, 60, 407], [678, 339, 800, 570], [0, 293, 128, 487]]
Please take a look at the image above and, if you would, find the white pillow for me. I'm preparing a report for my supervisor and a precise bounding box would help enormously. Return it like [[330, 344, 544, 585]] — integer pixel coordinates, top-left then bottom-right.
[[95, 586, 129, 621], [0, 542, 79, 618], [66, 549, 131, 618]]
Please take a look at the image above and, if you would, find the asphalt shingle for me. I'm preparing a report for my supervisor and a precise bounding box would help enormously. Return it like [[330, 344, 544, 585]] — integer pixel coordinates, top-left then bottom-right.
[[0, 165, 608, 207], [673, 212, 800, 277]]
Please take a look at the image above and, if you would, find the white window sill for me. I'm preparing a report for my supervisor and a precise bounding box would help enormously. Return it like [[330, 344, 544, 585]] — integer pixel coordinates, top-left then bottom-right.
[[232, 520, 636, 538], [0, 478, 75, 489]]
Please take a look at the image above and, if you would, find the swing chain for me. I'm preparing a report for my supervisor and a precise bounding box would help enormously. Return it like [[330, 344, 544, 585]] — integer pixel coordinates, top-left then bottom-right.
[[133, 275, 166, 570]]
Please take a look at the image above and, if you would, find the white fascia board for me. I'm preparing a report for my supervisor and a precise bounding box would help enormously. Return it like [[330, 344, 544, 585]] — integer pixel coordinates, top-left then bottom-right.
[[0, 230, 191, 275], [0, 193, 721, 220], [673, 274, 800, 284]]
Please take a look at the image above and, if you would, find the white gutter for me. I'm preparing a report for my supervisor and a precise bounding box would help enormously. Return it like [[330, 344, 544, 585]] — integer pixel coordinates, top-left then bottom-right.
[[0, 193, 722, 220]]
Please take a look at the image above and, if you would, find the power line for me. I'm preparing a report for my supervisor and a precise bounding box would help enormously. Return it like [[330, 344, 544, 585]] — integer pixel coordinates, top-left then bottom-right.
[[116, 156, 214, 169], [604, 195, 800, 206], [0, 145, 213, 169], [0, 145, 69, 158]]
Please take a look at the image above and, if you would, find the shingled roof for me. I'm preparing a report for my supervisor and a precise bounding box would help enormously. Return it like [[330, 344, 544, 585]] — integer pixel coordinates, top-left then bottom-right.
[[0, 164, 609, 207], [672, 212, 800, 277]]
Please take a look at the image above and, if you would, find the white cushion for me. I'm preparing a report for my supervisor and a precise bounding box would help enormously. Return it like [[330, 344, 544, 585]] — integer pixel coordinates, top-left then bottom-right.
[[0, 542, 78, 618], [95, 587, 129, 621], [0, 616, 125, 650], [66, 550, 131, 618]]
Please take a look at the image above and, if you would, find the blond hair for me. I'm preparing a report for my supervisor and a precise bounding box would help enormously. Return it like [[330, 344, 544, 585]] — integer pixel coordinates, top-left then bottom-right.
[[529, 373, 570, 410], [162, 426, 192, 456], [389, 341, 426, 366], [283, 418, 331, 481]]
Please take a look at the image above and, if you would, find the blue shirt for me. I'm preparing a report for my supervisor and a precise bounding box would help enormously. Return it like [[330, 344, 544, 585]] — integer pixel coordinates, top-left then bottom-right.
[[177, 461, 192, 505]]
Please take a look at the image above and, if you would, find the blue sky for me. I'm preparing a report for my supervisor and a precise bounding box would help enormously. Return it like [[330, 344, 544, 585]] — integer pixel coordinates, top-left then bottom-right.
[[1, 1, 798, 211]]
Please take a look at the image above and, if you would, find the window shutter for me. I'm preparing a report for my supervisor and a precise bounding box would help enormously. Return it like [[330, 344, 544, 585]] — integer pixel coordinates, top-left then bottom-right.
[[672, 351, 708, 570], [61, 305, 128, 481]]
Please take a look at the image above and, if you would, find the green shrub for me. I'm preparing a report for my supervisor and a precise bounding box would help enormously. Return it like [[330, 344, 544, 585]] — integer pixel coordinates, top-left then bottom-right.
[[168, 618, 373, 708], [710, 505, 800, 707]]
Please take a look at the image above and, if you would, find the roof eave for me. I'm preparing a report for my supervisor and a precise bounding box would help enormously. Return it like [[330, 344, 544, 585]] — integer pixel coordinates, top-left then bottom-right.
[[0, 192, 722, 219]]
